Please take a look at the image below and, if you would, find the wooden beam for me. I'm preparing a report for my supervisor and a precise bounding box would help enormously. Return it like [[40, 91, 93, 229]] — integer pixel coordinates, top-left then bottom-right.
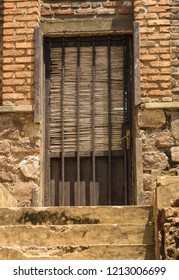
[[133, 22, 141, 106], [34, 26, 43, 123]]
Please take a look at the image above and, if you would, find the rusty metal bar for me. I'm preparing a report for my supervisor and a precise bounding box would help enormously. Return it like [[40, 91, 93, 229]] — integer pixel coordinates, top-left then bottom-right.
[[108, 36, 112, 205], [61, 38, 65, 206], [77, 37, 80, 194], [92, 37, 96, 196]]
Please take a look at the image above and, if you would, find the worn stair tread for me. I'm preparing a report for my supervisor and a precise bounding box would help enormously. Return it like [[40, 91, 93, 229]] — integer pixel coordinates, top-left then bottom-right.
[[0, 245, 156, 260], [0, 206, 153, 225], [0, 224, 154, 246]]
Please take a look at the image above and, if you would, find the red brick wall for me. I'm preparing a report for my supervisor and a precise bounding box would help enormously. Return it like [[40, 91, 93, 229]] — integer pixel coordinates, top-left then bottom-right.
[[0, 1, 134, 105], [0, 0, 3, 104], [171, 0, 179, 99], [134, 0, 172, 102], [2, 0, 40, 105], [1, 1, 178, 105], [41, 1, 133, 18]]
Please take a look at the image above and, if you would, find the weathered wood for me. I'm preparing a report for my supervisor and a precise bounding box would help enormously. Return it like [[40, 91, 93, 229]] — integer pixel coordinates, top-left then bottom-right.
[[34, 26, 43, 123], [59, 182, 70, 206], [50, 180, 55, 206], [90, 182, 99, 206], [133, 22, 141, 106], [74, 182, 86, 206], [44, 39, 51, 206], [49, 37, 124, 154]]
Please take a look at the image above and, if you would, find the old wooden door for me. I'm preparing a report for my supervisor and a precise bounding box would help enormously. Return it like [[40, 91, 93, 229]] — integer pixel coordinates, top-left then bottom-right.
[[44, 35, 133, 206]]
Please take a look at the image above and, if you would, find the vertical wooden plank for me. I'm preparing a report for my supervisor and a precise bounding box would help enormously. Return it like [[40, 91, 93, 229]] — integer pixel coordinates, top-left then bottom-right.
[[64, 182, 71, 206], [133, 22, 141, 106], [74, 182, 86, 206], [44, 38, 51, 206], [90, 182, 99, 206], [50, 180, 55, 206], [34, 26, 43, 123], [59, 181, 63, 206], [108, 37, 112, 205], [59, 182, 70, 206]]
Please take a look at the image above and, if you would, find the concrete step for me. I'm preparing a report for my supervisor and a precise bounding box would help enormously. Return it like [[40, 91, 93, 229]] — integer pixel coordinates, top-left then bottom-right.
[[0, 224, 154, 246], [0, 206, 153, 225], [0, 244, 155, 260]]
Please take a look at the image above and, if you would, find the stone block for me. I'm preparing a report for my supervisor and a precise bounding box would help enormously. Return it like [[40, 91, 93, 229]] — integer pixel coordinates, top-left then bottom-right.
[[0, 184, 17, 207], [143, 191, 151, 206], [171, 112, 179, 142], [138, 109, 166, 128], [71, 2, 80, 8], [12, 182, 39, 205], [143, 174, 152, 191], [0, 140, 10, 155], [18, 155, 40, 180], [171, 146, 179, 162], [156, 130, 175, 148], [143, 152, 168, 171], [157, 176, 179, 208]]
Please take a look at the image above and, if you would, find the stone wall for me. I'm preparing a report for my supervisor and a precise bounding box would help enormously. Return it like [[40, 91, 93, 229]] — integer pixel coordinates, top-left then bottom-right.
[[137, 107, 179, 204], [0, 113, 40, 206], [134, 0, 179, 204], [0, 1, 41, 206], [158, 200, 179, 259]]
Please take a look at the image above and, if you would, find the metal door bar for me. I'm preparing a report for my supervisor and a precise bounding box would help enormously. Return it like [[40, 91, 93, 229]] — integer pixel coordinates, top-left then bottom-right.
[[92, 37, 96, 202], [61, 38, 65, 205], [107, 37, 112, 205], [77, 37, 80, 192]]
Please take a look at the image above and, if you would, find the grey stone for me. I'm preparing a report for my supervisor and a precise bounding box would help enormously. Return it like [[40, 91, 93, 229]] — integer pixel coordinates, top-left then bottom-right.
[[71, 2, 80, 8], [143, 152, 168, 171], [138, 109, 166, 128], [92, 2, 101, 8], [19, 155, 40, 180]]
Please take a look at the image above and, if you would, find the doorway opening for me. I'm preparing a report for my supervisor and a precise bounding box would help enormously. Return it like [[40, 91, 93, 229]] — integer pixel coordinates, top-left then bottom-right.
[[44, 35, 133, 206]]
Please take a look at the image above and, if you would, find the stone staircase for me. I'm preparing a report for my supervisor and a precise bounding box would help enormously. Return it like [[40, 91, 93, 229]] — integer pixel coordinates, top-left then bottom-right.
[[0, 206, 155, 260]]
